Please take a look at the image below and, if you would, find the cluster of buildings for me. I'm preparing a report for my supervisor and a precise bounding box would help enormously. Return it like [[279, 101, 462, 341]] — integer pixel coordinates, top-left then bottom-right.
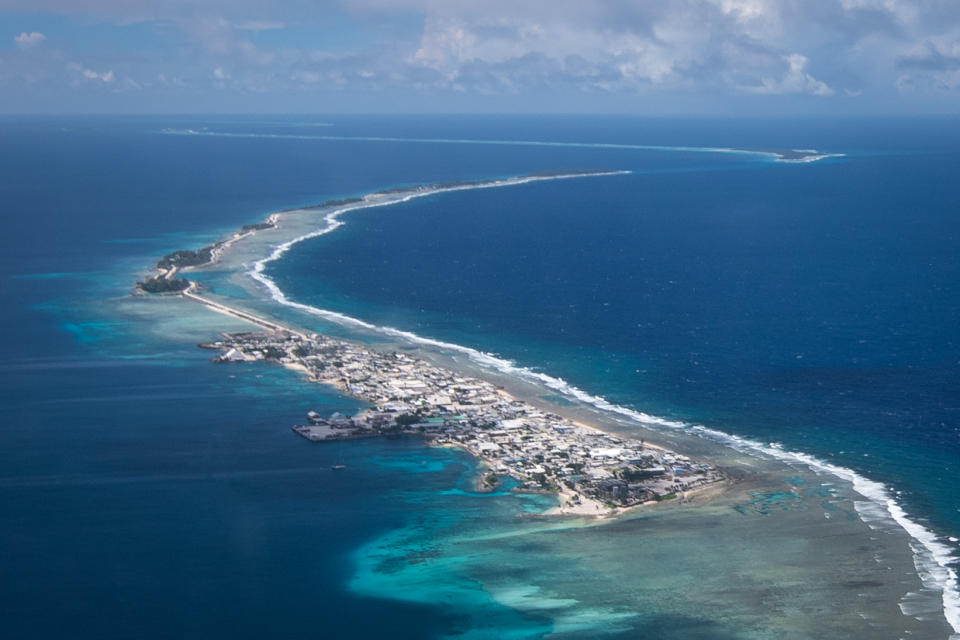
[[203, 330, 724, 515]]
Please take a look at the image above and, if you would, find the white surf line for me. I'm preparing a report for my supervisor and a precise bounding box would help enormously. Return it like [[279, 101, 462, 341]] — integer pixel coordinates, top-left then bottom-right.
[[240, 171, 956, 636], [158, 128, 842, 163]]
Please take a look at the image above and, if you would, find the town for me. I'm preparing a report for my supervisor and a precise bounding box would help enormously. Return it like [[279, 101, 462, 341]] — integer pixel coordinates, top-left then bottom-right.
[[201, 329, 725, 516]]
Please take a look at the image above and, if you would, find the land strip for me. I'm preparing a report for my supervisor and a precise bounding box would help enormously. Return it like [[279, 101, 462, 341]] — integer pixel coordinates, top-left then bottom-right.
[[190, 303, 724, 517], [138, 169, 726, 517]]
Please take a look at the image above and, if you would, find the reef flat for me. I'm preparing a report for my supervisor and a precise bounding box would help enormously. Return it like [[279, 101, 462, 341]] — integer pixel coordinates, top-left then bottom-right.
[[125, 163, 957, 638]]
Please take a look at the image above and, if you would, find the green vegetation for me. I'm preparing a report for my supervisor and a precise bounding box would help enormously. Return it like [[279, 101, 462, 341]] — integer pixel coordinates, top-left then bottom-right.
[[261, 346, 286, 359], [376, 185, 422, 195], [137, 276, 190, 293], [317, 197, 364, 208], [156, 244, 221, 270], [394, 413, 421, 427], [292, 345, 312, 358], [240, 221, 274, 233], [527, 168, 611, 177], [432, 179, 486, 190], [368, 173, 611, 204]]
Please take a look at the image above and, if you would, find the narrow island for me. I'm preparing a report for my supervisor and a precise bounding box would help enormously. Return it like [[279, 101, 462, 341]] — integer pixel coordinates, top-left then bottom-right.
[[199, 327, 725, 516], [137, 219, 278, 293], [747, 148, 842, 162], [135, 170, 626, 295], [136, 169, 726, 517]]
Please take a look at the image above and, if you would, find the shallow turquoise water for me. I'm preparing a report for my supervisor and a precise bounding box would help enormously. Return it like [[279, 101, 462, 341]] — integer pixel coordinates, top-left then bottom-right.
[[2, 115, 957, 638]]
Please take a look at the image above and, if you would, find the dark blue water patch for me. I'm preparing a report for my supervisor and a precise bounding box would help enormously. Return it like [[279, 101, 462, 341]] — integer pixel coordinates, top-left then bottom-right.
[[0, 114, 757, 357], [269, 129, 960, 540], [0, 115, 751, 278], [0, 345, 550, 639], [3, 115, 960, 638]]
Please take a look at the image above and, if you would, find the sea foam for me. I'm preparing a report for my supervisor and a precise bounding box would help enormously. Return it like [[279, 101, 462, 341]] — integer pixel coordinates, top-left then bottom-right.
[[245, 172, 958, 637], [159, 128, 844, 163]]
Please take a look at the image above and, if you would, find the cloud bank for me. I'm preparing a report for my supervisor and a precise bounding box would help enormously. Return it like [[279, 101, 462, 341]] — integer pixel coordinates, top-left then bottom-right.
[[2, 0, 960, 112]]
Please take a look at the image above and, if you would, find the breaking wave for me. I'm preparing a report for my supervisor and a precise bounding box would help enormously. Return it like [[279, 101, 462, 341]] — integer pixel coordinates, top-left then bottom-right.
[[159, 128, 843, 163], [245, 172, 956, 637]]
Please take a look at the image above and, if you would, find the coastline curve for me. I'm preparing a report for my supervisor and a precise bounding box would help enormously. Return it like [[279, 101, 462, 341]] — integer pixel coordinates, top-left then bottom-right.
[[233, 171, 959, 637]]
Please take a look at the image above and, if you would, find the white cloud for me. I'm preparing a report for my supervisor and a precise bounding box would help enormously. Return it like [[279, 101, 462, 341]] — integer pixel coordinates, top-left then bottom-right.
[[177, 16, 276, 65], [840, 0, 919, 25], [6, 0, 960, 109], [157, 72, 186, 87], [374, 0, 960, 101], [894, 30, 960, 91], [743, 53, 834, 96], [14, 31, 46, 49], [711, 0, 771, 20], [120, 75, 142, 91], [67, 62, 115, 83]]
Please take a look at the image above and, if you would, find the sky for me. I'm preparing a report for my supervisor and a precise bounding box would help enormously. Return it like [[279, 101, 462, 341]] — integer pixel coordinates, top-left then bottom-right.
[[1, 0, 960, 114]]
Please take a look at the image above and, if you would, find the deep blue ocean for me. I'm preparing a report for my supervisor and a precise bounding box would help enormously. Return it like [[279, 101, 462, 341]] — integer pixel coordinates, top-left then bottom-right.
[[1, 115, 958, 638]]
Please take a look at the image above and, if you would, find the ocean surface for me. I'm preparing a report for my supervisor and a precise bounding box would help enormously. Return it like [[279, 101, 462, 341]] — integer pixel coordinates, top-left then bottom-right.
[[1, 115, 958, 639]]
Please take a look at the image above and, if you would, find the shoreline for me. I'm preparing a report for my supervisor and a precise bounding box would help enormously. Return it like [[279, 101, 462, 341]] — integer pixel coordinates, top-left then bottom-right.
[[138, 169, 958, 636], [194, 320, 726, 517], [135, 170, 629, 294], [159, 129, 841, 164]]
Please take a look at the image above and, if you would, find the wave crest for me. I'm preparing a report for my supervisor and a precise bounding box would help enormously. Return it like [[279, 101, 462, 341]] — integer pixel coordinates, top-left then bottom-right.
[[245, 172, 958, 637]]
